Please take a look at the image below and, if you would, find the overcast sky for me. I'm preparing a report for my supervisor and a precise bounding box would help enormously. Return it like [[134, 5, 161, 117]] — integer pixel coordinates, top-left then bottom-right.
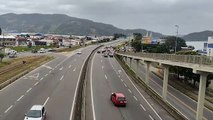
[[0, 0, 212, 35]]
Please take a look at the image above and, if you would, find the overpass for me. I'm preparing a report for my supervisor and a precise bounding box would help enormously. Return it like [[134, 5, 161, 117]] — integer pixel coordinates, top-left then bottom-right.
[[116, 52, 213, 120]]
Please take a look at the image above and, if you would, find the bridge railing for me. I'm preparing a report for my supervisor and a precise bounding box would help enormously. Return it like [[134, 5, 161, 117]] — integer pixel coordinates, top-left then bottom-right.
[[118, 52, 213, 66]]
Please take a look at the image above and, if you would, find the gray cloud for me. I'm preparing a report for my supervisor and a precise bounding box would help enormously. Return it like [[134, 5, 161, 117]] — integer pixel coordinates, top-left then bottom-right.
[[0, 0, 212, 35]]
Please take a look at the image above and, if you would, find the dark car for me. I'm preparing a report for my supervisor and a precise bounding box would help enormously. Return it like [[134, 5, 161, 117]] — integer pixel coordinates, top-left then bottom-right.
[[110, 93, 127, 106], [31, 49, 38, 53]]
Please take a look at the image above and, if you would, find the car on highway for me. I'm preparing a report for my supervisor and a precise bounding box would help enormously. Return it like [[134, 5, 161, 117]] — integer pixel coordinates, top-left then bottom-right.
[[76, 50, 82, 54], [109, 52, 114, 57], [103, 52, 108, 57], [38, 48, 46, 53], [24, 105, 46, 120], [97, 50, 101, 53], [110, 92, 127, 106]]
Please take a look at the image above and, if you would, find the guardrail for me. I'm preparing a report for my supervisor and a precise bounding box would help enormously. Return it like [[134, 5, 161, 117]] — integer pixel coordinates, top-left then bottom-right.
[[118, 52, 213, 66]]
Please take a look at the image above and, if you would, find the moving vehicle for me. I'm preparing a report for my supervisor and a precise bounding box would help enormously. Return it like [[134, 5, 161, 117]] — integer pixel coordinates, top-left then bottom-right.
[[110, 93, 127, 106], [109, 52, 114, 57], [38, 48, 46, 53], [9, 53, 17, 58], [76, 50, 82, 54], [24, 105, 46, 120], [103, 52, 108, 57]]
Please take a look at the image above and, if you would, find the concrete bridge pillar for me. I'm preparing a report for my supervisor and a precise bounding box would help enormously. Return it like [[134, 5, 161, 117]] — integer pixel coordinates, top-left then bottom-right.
[[145, 61, 151, 85], [135, 59, 140, 77], [196, 72, 208, 120], [129, 58, 132, 68], [162, 65, 169, 100]]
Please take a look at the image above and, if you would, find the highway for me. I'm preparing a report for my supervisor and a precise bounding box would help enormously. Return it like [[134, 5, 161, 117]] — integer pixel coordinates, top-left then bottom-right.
[[124, 58, 213, 120], [0, 45, 97, 120], [86, 49, 175, 120]]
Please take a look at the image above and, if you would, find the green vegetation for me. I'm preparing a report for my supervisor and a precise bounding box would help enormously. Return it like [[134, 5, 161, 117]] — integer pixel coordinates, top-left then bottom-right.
[[0, 52, 5, 62], [10, 45, 54, 52]]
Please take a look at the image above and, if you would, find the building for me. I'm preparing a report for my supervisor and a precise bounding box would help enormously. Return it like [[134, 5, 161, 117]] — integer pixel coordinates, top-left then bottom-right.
[[0, 35, 16, 46], [207, 37, 213, 56]]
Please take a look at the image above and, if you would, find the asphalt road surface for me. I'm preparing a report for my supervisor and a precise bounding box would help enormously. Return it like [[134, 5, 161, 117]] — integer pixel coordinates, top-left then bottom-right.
[[0, 45, 97, 120], [86, 49, 175, 120]]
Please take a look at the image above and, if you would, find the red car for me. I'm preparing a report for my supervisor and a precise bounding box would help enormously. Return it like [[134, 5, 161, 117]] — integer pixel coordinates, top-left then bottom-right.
[[110, 93, 127, 106]]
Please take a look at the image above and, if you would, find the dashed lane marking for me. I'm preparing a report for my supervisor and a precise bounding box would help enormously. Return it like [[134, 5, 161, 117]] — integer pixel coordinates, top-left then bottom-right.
[[133, 96, 138, 101], [26, 88, 32, 93], [105, 75, 108, 79], [124, 83, 127, 87], [128, 89, 132, 93], [149, 115, 154, 120], [140, 104, 146, 111], [73, 68, 76, 71], [60, 75, 64, 81], [17, 95, 24, 102], [43, 97, 50, 106], [4, 105, 13, 113]]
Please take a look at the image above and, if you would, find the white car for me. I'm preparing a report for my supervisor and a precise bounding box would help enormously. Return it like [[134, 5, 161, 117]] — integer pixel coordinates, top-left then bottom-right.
[[76, 50, 82, 54], [38, 48, 46, 53], [24, 105, 46, 120]]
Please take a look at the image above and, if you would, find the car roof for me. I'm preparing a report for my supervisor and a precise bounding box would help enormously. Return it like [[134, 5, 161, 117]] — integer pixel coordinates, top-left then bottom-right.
[[30, 105, 43, 110], [115, 93, 125, 97]]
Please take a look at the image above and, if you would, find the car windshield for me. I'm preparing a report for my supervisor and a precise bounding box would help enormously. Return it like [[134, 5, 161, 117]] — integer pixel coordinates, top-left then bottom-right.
[[27, 110, 41, 118], [118, 97, 125, 101]]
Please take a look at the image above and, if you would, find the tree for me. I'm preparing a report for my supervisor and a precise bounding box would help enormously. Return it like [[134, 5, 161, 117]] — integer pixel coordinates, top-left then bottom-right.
[[133, 33, 142, 41], [131, 40, 142, 52], [0, 52, 5, 62], [164, 36, 187, 53]]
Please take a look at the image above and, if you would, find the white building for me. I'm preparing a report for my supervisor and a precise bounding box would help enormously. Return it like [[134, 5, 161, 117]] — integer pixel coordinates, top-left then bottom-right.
[[207, 37, 213, 56]]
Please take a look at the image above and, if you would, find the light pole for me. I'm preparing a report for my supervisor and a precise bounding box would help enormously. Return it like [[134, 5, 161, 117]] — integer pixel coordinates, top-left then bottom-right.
[[175, 25, 179, 54]]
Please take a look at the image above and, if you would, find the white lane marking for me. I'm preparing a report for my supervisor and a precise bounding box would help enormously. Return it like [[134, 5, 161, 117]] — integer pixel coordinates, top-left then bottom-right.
[[49, 70, 52, 73], [69, 65, 72, 68], [140, 104, 146, 111], [105, 75, 108, 79], [45, 74, 48, 77], [17, 95, 24, 102], [128, 89, 132, 93], [70, 54, 89, 120], [26, 88, 32, 93], [101, 60, 102, 63], [133, 96, 138, 101], [149, 115, 154, 120], [55, 66, 57, 68], [118, 75, 120, 78], [60, 75, 64, 81], [124, 83, 127, 87], [121, 79, 124, 82], [42, 65, 54, 70], [59, 67, 63, 70], [90, 53, 97, 120], [4, 105, 13, 113], [34, 82, 39, 86], [118, 62, 163, 120], [43, 97, 50, 106], [40, 77, 44, 81], [73, 68, 76, 71], [102, 66, 104, 69]]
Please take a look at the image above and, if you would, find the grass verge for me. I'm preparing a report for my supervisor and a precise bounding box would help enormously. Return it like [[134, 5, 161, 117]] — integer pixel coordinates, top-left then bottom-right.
[[0, 56, 54, 89]]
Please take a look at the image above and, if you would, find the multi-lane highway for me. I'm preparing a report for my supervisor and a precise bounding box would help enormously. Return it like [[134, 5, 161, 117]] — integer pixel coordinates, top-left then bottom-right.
[[86, 48, 175, 120], [0, 45, 97, 120]]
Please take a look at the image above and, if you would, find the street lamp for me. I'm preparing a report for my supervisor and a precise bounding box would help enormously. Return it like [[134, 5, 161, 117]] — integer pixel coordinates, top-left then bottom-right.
[[175, 25, 179, 54]]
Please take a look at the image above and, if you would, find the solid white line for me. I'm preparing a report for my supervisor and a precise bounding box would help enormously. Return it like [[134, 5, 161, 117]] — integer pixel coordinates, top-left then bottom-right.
[[73, 68, 76, 71], [140, 104, 146, 111], [60, 75, 64, 81], [26, 88, 32, 93], [124, 83, 127, 87], [4, 105, 13, 113], [149, 115, 154, 120], [40, 78, 44, 81], [133, 96, 138, 101], [128, 89, 132, 93], [70, 54, 89, 120], [34, 82, 39, 86], [45, 74, 48, 76], [114, 59, 163, 120], [17, 95, 24, 102], [105, 75, 107, 79], [69, 65, 72, 68], [43, 97, 50, 106], [90, 53, 97, 120]]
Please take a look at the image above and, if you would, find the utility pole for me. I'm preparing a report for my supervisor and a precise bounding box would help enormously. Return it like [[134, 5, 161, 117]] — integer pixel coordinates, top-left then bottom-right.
[[175, 25, 179, 54]]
